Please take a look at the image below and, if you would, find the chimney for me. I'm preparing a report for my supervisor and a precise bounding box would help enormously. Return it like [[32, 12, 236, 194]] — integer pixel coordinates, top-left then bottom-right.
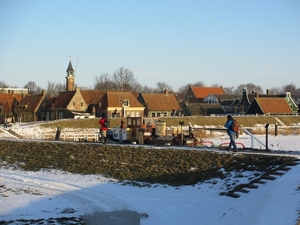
[[42, 90, 46, 96], [266, 89, 270, 95], [164, 89, 168, 95], [255, 92, 258, 98]]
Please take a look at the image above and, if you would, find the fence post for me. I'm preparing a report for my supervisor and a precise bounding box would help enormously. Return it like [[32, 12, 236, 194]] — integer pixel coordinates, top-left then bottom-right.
[[265, 124, 269, 150], [55, 127, 61, 141], [179, 121, 184, 146]]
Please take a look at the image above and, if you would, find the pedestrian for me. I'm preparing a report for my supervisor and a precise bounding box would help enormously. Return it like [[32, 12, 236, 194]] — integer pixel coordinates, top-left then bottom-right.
[[4, 117, 8, 129], [99, 113, 108, 144], [224, 115, 238, 152]]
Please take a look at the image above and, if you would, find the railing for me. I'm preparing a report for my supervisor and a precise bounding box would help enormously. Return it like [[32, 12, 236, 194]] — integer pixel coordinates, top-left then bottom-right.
[[44, 133, 100, 142], [243, 128, 271, 150]]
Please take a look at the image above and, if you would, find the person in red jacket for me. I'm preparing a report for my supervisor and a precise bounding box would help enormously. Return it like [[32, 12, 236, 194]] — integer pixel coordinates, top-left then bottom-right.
[[99, 113, 109, 144]]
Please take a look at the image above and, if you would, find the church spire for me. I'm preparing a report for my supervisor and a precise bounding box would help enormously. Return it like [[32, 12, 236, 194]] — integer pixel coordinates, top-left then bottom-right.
[[66, 60, 74, 74], [66, 60, 75, 91]]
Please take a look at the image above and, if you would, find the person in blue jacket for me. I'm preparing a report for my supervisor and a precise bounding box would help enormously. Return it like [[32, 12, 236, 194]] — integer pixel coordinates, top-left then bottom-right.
[[224, 115, 238, 152]]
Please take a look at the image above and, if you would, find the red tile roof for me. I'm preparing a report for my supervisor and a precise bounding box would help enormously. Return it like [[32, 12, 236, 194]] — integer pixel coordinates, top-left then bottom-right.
[[53, 91, 75, 108], [19, 95, 45, 112], [0, 93, 25, 113], [256, 98, 293, 114], [99, 91, 143, 109], [80, 90, 106, 105], [139, 93, 180, 111], [191, 86, 225, 99]]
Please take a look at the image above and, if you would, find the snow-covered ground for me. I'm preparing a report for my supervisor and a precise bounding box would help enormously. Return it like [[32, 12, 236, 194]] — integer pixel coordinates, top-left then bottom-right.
[[0, 123, 300, 225]]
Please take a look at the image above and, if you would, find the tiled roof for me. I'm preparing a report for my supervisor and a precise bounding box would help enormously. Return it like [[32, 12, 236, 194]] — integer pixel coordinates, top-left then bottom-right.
[[99, 91, 143, 109], [139, 93, 180, 111], [191, 86, 225, 99], [80, 90, 106, 105], [256, 98, 293, 114], [53, 91, 75, 108], [19, 95, 45, 111], [0, 93, 24, 113]]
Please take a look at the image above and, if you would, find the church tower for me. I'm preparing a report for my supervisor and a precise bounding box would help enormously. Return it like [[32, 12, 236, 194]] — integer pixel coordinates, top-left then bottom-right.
[[66, 60, 75, 91]]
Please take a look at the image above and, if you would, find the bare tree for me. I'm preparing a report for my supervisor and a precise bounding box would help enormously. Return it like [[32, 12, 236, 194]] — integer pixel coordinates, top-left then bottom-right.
[[234, 83, 263, 94], [133, 83, 154, 93], [223, 86, 235, 94], [283, 83, 297, 95], [94, 73, 115, 91], [0, 81, 8, 88], [269, 86, 283, 94], [282, 83, 300, 104], [46, 81, 66, 97], [24, 81, 42, 95], [112, 67, 138, 92], [193, 81, 205, 87], [153, 81, 173, 93]]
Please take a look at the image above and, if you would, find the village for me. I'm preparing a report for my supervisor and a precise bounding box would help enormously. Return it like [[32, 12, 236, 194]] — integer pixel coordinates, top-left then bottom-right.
[[0, 60, 299, 127]]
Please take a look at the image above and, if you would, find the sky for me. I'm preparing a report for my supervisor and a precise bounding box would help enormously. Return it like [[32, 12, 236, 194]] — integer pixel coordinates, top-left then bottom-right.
[[0, 123, 300, 224], [0, 0, 299, 92]]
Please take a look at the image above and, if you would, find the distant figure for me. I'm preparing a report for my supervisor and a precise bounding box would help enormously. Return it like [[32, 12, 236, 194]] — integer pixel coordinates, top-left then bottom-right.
[[99, 113, 108, 144], [224, 115, 238, 152], [4, 117, 8, 129]]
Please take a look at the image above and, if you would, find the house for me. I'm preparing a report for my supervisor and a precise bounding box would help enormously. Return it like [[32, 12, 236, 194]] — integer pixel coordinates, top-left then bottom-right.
[[184, 86, 225, 103], [246, 97, 294, 115], [137, 90, 181, 117], [0, 87, 28, 94], [50, 60, 103, 119], [17, 90, 48, 122], [240, 89, 298, 115], [0, 91, 26, 123], [181, 86, 226, 116], [80, 90, 106, 117], [98, 91, 144, 119], [52, 87, 90, 119], [181, 102, 225, 116], [204, 94, 241, 114]]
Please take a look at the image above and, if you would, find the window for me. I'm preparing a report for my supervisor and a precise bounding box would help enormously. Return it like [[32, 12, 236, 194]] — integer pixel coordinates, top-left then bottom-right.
[[163, 112, 167, 117], [157, 112, 161, 117], [143, 118, 147, 125], [59, 112, 64, 119], [81, 102, 83, 107], [73, 102, 75, 106], [151, 112, 156, 117], [123, 99, 129, 106]]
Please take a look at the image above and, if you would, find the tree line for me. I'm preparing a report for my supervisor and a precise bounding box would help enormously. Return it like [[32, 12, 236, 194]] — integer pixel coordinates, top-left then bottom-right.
[[1, 67, 300, 104]]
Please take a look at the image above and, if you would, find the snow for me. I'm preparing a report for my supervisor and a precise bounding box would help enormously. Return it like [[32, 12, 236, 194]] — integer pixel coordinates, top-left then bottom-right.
[[0, 123, 300, 225]]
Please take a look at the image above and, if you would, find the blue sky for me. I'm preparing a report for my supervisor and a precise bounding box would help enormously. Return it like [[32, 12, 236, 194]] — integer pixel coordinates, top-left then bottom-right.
[[0, 0, 299, 92]]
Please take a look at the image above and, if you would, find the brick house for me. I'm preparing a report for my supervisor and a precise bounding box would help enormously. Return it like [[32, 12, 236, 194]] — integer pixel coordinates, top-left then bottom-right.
[[0, 91, 25, 123], [98, 91, 144, 118], [137, 90, 181, 117], [246, 97, 294, 115], [184, 86, 225, 103], [52, 87, 90, 119], [17, 90, 48, 122]]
